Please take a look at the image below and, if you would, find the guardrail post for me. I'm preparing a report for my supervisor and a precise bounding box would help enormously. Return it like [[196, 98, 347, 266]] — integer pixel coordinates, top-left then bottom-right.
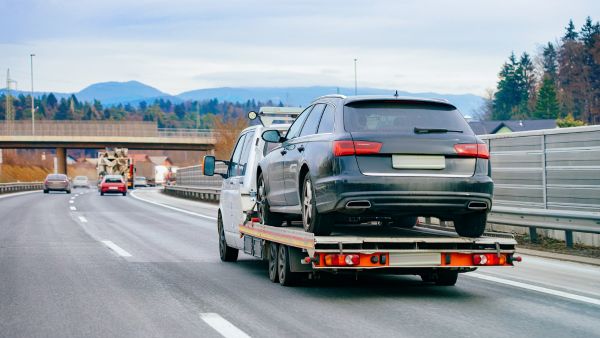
[[529, 227, 538, 243], [565, 230, 574, 248]]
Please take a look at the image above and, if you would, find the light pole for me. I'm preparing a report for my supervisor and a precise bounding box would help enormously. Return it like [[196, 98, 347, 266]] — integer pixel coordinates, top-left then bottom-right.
[[30, 54, 35, 135], [353, 58, 358, 95]]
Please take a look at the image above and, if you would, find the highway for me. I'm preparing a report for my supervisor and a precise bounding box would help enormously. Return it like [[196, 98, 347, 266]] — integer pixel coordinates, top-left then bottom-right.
[[1, 189, 599, 338]]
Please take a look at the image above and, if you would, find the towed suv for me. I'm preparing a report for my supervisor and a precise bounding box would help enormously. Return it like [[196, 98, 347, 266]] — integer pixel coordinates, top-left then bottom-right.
[[257, 95, 493, 237]]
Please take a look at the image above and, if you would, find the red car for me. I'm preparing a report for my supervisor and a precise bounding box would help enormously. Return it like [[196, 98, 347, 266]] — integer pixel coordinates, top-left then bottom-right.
[[99, 175, 127, 196]]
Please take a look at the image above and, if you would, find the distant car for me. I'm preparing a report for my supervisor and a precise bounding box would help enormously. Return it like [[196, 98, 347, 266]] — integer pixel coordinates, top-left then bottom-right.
[[43, 174, 71, 194], [72, 176, 90, 188], [133, 176, 148, 187], [257, 95, 493, 237], [99, 175, 127, 196]]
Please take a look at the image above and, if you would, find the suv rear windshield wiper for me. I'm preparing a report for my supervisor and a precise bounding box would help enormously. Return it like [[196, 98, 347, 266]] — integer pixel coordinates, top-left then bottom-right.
[[414, 127, 464, 134]]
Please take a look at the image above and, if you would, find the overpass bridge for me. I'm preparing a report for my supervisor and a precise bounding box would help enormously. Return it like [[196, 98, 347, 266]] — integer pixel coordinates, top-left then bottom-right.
[[0, 121, 216, 174]]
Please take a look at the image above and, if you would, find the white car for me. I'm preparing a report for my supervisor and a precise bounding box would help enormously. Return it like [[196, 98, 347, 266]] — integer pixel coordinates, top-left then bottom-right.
[[72, 176, 90, 188], [203, 107, 301, 261], [134, 176, 148, 187]]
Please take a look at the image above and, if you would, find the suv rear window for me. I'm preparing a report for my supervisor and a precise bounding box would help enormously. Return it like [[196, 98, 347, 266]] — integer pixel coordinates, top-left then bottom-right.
[[343, 101, 473, 135]]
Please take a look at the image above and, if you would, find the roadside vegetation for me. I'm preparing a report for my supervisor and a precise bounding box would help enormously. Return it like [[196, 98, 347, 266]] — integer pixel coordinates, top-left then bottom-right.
[[479, 17, 600, 126]]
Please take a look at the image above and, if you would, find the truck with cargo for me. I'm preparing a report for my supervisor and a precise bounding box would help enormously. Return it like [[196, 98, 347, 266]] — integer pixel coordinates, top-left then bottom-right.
[[203, 104, 521, 286], [97, 147, 133, 188]]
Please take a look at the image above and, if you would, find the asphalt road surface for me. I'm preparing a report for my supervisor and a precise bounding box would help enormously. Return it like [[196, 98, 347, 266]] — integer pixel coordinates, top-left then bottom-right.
[[1, 188, 599, 338]]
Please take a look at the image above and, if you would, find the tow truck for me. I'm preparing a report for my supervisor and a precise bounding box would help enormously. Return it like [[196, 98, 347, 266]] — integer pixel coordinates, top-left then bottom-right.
[[203, 106, 520, 286]]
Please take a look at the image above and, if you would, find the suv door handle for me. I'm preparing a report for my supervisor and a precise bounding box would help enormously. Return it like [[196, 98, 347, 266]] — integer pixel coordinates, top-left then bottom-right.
[[297, 145, 305, 152], [280, 150, 287, 155]]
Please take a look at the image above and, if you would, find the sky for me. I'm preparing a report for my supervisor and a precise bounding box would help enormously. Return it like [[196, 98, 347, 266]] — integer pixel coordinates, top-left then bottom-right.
[[1, 0, 599, 96]]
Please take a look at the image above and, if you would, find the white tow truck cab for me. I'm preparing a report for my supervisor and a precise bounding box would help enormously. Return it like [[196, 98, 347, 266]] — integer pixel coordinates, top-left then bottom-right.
[[204, 107, 520, 286]]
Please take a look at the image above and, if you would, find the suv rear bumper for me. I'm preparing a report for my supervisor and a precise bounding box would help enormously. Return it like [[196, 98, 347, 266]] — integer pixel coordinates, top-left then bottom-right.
[[316, 175, 493, 218]]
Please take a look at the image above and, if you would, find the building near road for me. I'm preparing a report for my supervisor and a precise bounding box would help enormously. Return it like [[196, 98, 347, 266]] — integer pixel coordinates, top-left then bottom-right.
[[468, 119, 557, 135]]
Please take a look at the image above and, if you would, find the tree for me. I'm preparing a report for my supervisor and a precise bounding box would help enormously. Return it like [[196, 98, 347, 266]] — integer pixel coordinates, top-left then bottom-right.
[[535, 77, 560, 119], [493, 52, 530, 119], [211, 115, 248, 160], [563, 19, 579, 41], [542, 42, 558, 83], [556, 113, 585, 127]]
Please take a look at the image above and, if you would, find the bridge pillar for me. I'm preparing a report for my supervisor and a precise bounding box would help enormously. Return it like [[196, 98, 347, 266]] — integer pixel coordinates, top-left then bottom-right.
[[56, 147, 67, 175]]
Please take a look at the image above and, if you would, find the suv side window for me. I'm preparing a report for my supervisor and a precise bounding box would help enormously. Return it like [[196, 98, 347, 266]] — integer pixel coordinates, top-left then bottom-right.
[[237, 130, 255, 176], [317, 104, 335, 134], [300, 104, 325, 137], [285, 105, 312, 140], [228, 133, 246, 177]]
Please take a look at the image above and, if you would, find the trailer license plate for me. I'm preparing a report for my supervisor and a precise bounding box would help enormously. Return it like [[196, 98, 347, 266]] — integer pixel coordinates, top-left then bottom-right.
[[392, 155, 445, 169], [389, 253, 441, 266]]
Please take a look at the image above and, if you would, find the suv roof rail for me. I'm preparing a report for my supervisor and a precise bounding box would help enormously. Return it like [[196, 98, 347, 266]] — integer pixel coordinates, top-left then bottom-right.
[[315, 94, 347, 100], [258, 106, 303, 127]]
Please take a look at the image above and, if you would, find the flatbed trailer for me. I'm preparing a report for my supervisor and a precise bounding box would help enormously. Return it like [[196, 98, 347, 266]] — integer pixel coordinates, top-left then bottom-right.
[[237, 220, 520, 286]]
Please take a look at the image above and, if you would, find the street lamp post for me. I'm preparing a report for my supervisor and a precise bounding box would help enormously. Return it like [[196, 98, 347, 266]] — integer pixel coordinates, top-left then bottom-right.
[[30, 54, 35, 135], [353, 58, 358, 95]]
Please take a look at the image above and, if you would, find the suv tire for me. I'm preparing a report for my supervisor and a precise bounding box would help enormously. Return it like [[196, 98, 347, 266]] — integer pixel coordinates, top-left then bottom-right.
[[301, 175, 332, 236], [257, 173, 284, 226], [454, 213, 487, 237]]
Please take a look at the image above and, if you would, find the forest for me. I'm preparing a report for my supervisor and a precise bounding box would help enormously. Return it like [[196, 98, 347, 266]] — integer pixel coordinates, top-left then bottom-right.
[[481, 17, 600, 125]]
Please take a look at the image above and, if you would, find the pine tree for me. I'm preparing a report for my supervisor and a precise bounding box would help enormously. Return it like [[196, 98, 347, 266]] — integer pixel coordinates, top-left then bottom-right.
[[542, 42, 558, 83], [535, 77, 560, 119], [564, 19, 579, 41], [493, 52, 530, 119]]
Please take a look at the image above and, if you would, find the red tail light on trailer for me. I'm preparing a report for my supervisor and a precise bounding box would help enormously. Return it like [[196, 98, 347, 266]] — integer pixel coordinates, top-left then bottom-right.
[[472, 253, 507, 266]]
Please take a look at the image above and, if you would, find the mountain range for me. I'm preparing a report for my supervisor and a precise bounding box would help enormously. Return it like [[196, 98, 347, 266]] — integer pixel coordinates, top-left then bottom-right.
[[1, 80, 484, 116]]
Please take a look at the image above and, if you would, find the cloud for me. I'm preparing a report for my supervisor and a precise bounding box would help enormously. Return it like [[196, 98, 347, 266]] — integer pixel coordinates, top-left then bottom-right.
[[1, 0, 599, 95]]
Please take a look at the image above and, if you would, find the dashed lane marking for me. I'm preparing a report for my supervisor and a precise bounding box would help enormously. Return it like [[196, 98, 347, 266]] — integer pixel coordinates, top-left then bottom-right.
[[101, 240, 132, 257], [70, 206, 77, 211], [467, 272, 600, 306], [69, 200, 74, 204], [78, 216, 88, 223], [130, 190, 217, 221], [199, 313, 250, 338]]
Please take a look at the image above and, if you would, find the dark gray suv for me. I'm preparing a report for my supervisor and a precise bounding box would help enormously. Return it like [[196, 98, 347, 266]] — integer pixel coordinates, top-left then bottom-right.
[[257, 95, 492, 237]]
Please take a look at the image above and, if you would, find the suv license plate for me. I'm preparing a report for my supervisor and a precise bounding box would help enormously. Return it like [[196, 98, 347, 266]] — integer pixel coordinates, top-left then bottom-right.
[[392, 155, 445, 169]]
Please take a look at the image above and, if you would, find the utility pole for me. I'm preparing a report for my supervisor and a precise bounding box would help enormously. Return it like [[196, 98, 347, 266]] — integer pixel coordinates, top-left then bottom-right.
[[5, 69, 17, 135], [30, 54, 36, 135], [353, 58, 358, 95]]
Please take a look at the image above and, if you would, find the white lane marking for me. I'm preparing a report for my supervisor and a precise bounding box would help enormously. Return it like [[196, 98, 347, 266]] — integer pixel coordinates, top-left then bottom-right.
[[467, 272, 600, 306], [0, 190, 41, 199], [78, 216, 88, 223], [70, 206, 77, 211], [130, 190, 217, 221], [69, 200, 74, 204], [101, 240, 132, 257], [199, 313, 250, 338]]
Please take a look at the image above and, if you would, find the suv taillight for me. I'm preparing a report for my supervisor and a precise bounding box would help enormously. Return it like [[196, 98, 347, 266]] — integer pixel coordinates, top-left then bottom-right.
[[333, 140, 382, 156], [454, 143, 490, 159]]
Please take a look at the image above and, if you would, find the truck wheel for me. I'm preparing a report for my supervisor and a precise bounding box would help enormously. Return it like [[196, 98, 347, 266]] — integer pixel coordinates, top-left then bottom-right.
[[43, 190, 49, 194], [66, 190, 71, 194], [218, 212, 238, 262], [454, 213, 487, 237], [385, 216, 418, 228], [268, 242, 279, 283], [278, 245, 299, 286], [257, 173, 284, 226], [301, 175, 332, 236], [435, 270, 459, 286], [421, 269, 458, 286]]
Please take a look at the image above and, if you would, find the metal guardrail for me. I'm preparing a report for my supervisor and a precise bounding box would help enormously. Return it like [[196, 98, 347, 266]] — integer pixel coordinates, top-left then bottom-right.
[[0, 182, 44, 194], [163, 185, 221, 202]]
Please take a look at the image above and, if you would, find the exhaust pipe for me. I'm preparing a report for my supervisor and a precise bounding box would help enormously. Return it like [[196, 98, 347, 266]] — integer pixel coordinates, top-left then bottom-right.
[[346, 200, 372, 209], [467, 201, 488, 210]]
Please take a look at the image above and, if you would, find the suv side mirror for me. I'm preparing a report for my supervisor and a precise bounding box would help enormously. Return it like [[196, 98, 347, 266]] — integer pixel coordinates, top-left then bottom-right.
[[262, 130, 284, 143], [203, 156, 215, 176]]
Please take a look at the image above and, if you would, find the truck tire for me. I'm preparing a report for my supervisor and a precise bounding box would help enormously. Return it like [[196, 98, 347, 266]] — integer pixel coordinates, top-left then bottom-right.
[[278, 245, 300, 286], [268, 242, 279, 283], [301, 175, 332, 236], [257, 173, 284, 227], [66, 190, 71, 194], [454, 213, 487, 237], [218, 212, 238, 262], [420, 269, 458, 286], [385, 216, 418, 228], [43, 190, 48, 194]]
